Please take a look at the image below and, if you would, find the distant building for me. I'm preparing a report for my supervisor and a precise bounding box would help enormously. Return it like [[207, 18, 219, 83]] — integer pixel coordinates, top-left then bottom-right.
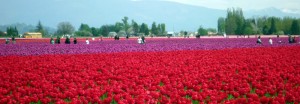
[[167, 31, 175, 37], [108, 32, 117, 37], [23, 32, 42, 38]]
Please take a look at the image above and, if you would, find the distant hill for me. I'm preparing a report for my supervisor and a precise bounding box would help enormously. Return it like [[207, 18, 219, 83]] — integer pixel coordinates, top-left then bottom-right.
[[0, 23, 56, 34], [0, 0, 299, 32]]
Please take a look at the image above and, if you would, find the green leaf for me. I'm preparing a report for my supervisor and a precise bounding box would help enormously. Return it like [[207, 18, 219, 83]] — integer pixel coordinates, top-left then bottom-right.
[[227, 94, 234, 100], [64, 98, 71, 103], [250, 88, 256, 93], [192, 100, 199, 104], [100, 92, 108, 100], [264, 93, 271, 98], [159, 82, 164, 86], [110, 99, 118, 104]]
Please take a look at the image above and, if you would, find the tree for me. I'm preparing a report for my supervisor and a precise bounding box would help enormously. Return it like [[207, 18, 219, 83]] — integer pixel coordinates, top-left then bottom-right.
[[198, 26, 208, 36], [57, 22, 75, 36], [6, 27, 18, 37], [132, 20, 139, 36], [114, 22, 123, 33], [122, 16, 129, 34], [91, 27, 100, 36], [79, 23, 91, 32], [100, 25, 110, 37], [268, 17, 277, 35], [262, 25, 269, 35], [217, 17, 225, 34], [225, 8, 237, 35], [291, 20, 300, 35], [35, 21, 47, 36], [151, 22, 158, 35], [161, 23, 166, 35], [140, 23, 149, 36]]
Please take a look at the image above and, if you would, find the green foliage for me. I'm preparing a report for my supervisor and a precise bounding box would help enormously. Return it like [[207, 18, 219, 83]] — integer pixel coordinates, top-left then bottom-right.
[[100, 92, 108, 100], [225, 8, 242, 35], [151, 22, 159, 35], [218, 17, 226, 34], [140, 23, 150, 36], [64, 98, 71, 103], [159, 81, 164, 86], [30, 100, 42, 104], [57, 22, 75, 35], [79, 23, 91, 32], [291, 20, 300, 35], [197, 26, 208, 36], [110, 99, 118, 104], [35, 21, 48, 36], [132, 20, 139, 36], [6, 26, 18, 37], [268, 17, 277, 35], [75, 31, 92, 37], [264, 93, 271, 97], [192, 100, 199, 104], [227, 94, 234, 100], [122, 16, 129, 34], [250, 88, 256, 93]]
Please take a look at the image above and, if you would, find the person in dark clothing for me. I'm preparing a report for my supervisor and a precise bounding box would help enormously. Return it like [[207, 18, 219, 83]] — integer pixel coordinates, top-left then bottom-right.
[[257, 36, 262, 44], [56, 36, 61, 44], [5, 38, 9, 44], [141, 35, 145, 44], [65, 36, 71, 44], [73, 38, 77, 44], [12, 36, 16, 44]]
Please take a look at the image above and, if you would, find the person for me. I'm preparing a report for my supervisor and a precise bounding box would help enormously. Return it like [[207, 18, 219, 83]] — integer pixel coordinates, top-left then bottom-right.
[[73, 38, 77, 44], [141, 35, 145, 44], [56, 36, 61, 44], [86, 38, 89, 44], [292, 36, 296, 43], [50, 37, 55, 44], [268, 38, 273, 45], [5, 38, 9, 44], [137, 37, 142, 44], [65, 36, 71, 44], [114, 35, 119, 40], [288, 35, 293, 43], [12, 36, 16, 44], [257, 36, 262, 44]]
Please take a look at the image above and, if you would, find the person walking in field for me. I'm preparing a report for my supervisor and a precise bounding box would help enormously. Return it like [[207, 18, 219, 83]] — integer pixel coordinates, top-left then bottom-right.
[[137, 37, 142, 44], [50, 37, 54, 44], [269, 38, 273, 45], [86, 38, 89, 44], [73, 38, 77, 44], [257, 36, 262, 44], [5, 38, 9, 44], [141, 35, 145, 44]]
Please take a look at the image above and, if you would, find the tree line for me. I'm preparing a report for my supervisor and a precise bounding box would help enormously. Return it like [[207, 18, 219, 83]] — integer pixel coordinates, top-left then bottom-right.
[[56, 16, 167, 37], [218, 8, 300, 35]]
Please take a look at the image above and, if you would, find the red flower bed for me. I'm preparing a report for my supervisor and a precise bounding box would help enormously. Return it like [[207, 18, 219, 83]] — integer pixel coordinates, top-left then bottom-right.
[[0, 46, 299, 103]]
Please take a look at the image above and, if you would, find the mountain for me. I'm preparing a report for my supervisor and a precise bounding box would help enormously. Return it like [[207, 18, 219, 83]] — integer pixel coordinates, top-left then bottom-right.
[[244, 7, 300, 18], [0, 23, 56, 34], [0, 0, 299, 32]]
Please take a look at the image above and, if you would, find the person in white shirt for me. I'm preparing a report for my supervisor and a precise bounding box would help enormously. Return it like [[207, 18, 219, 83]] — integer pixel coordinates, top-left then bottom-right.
[[86, 38, 89, 44], [269, 38, 273, 45], [137, 37, 142, 44]]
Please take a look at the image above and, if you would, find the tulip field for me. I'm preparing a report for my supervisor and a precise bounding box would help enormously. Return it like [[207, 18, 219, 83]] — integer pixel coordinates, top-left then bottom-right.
[[0, 37, 300, 104]]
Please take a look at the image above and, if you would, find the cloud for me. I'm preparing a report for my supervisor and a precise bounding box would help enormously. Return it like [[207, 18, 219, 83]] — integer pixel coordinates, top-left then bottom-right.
[[165, 0, 300, 13], [281, 9, 300, 14]]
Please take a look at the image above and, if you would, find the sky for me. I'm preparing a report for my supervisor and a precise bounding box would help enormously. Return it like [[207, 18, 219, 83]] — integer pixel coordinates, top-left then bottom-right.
[[1, 0, 300, 32], [165, 0, 300, 14]]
